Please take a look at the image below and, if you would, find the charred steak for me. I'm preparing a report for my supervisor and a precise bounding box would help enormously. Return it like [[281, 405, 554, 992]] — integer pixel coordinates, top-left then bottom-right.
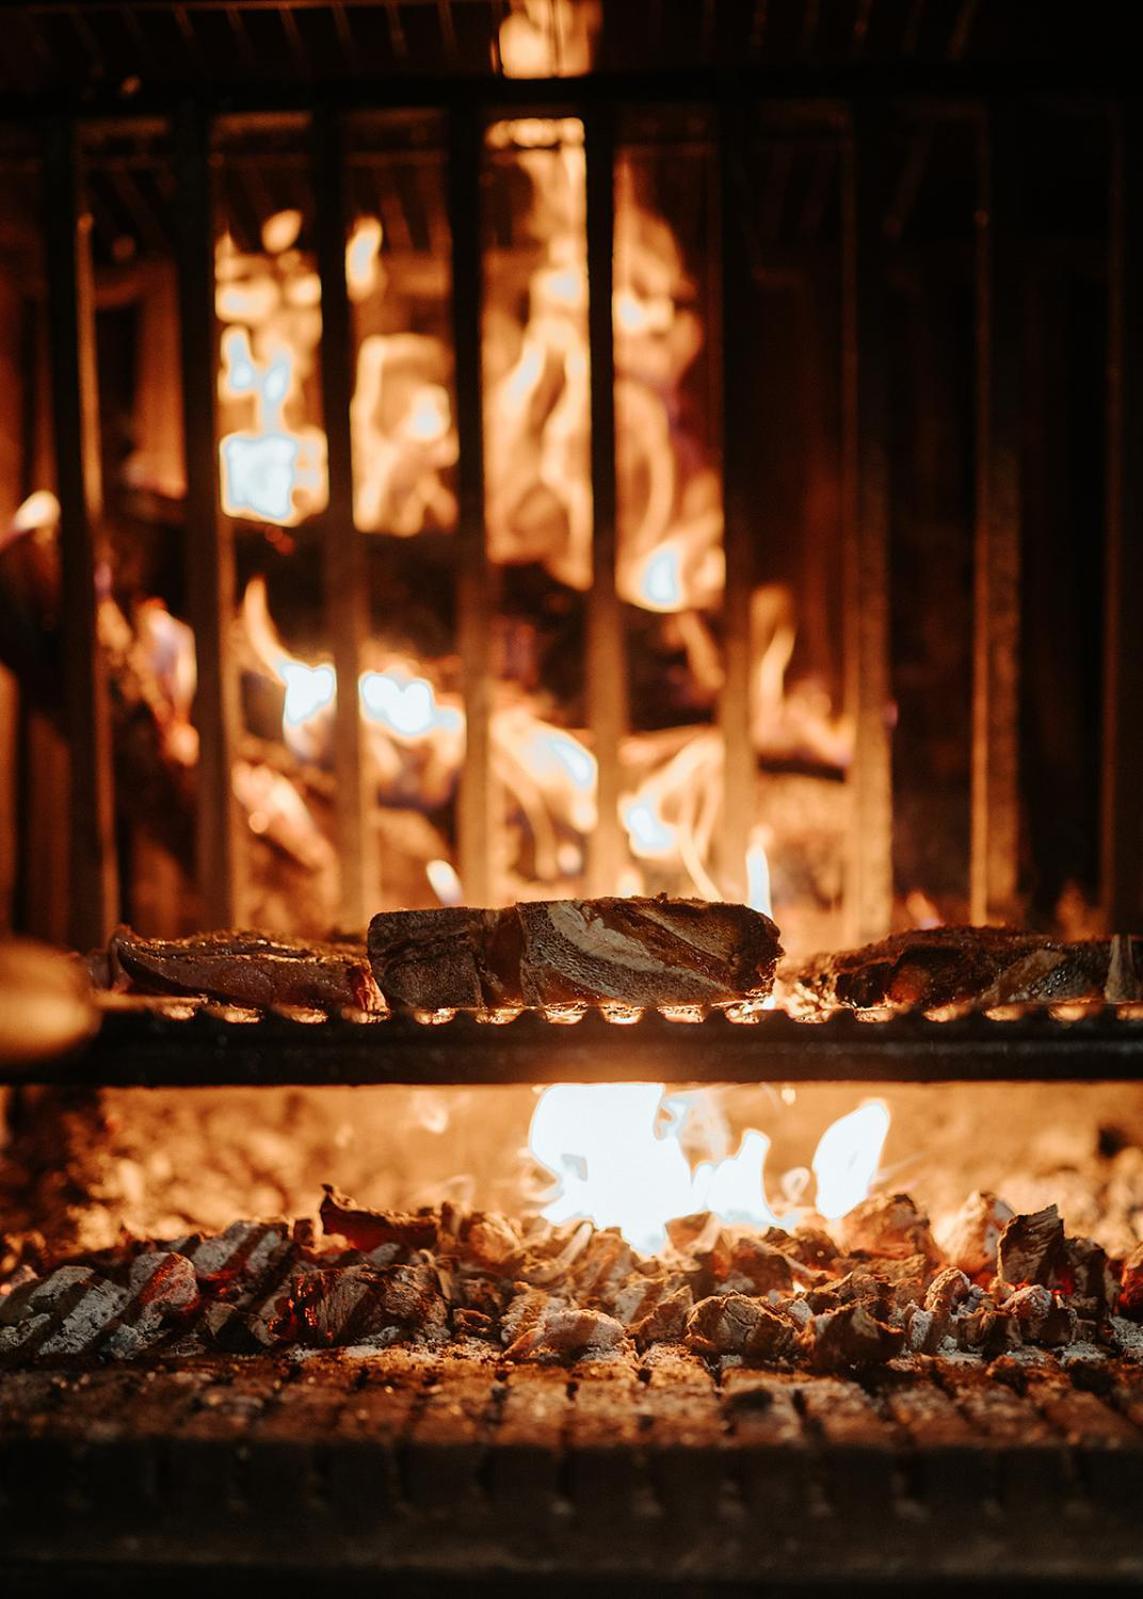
[[368, 897, 782, 1010], [778, 926, 1142, 1015], [107, 927, 384, 1014]]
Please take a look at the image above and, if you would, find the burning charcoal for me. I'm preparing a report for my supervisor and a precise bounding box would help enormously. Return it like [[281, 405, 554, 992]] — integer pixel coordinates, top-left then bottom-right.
[[937, 1191, 1015, 1277], [954, 1299, 1017, 1356], [187, 1221, 294, 1291], [319, 1186, 438, 1254], [917, 1267, 972, 1350], [997, 1205, 1065, 1287], [108, 926, 384, 1013], [459, 1213, 523, 1272], [289, 1262, 448, 1348], [665, 1212, 722, 1254], [504, 1304, 630, 1361], [564, 1230, 641, 1301], [501, 1288, 550, 1349], [0, 1265, 102, 1359], [453, 1308, 496, 1339], [799, 1300, 905, 1372], [1056, 1235, 1117, 1314], [100, 1251, 201, 1358], [837, 1194, 939, 1264], [368, 897, 782, 1010], [1118, 1243, 1143, 1320], [1004, 1284, 1077, 1347], [629, 1285, 693, 1347], [782, 1227, 839, 1271], [705, 1233, 796, 1297], [684, 1293, 795, 1360]]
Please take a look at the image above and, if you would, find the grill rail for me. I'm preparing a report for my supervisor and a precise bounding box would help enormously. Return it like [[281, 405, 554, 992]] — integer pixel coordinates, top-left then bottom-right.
[[8, 996, 1143, 1086]]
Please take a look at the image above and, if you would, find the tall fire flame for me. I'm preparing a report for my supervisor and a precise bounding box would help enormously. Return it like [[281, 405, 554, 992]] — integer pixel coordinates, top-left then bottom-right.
[[528, 1085, 892, 1252]]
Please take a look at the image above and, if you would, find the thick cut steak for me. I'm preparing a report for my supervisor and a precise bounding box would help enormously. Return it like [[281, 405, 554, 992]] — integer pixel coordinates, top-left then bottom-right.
[[368, 897, 782, 1009], [778, 926, 1142, 1015], [107, 928, 384, 1014]]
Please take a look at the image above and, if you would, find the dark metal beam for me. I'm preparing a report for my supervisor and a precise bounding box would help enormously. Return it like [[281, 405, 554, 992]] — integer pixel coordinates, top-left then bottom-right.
[[314, 106, 373, 931], [43, 116, 119, 948], [175, 101, 244, 926]]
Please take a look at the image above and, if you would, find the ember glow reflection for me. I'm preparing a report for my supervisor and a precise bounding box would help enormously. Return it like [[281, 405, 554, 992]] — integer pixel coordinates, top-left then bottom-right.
[[528, 1085, 893, 1251]]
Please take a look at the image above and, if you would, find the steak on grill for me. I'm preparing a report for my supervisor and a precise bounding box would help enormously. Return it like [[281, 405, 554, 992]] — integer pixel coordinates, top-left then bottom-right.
[[368, 896, 782, 1010], [778, 927, 1142, 1015], [106, 927, 384, 1014]]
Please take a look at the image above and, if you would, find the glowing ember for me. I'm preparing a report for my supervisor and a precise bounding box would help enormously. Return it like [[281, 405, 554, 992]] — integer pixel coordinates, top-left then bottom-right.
[[529, 1085, 892, 1251], [812, 1101, 892, 1221]]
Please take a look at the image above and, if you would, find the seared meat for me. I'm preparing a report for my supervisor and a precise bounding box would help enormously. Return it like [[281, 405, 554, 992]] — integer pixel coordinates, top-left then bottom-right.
[[107, 927, 383, 1014], [778, 926, 1142, 1015], [368, 896, 782, 1010]]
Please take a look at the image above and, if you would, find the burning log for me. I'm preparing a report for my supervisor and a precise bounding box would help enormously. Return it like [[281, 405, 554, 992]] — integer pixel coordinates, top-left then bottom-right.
[[367, 896, 782, 1010], [106, 927, 384, 1014], [779, 926, 1143, 1014]]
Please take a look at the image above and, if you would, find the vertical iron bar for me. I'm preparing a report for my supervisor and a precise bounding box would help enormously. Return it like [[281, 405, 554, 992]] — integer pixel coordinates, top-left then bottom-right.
[[175, 102, 243, 928], [841, 108, 893, 945], [1103, 101, 1143, 928], [314, 107, 373, 932], [449, 103, 492, 905], [717, 98, 755, 904], [584, 102, 626, 897], [43, 116, 119, 948], [970, 108, 1021, 925]]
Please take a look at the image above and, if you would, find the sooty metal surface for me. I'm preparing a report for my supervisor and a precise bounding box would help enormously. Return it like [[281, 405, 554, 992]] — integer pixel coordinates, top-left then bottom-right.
[[3, 1345, 1143, 1582], [8, 998, 1143, 1087]]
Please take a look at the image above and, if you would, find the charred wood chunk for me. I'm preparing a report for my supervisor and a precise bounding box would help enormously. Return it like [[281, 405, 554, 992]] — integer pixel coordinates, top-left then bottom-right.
[[629, 1285, 693, 1347], [1119, 1243, 1143, 1321], [684, 1293, 795, 1360], [800, 1300, 905, 1372], [107, 926, 383, 1013], [838, 1194, 940, 1264], [319, 1185, 438, 1254], [1056, 1235, 1117, 1315], [1003, 1284, 1077, 1347], [368, 897, 782, 1010], [778, 926, 1142, 1014], [997, 1205, 1065, 1287], [937, 1191, 1015, 1278], [504, 1304, 630, 1361], [702, 1232, 797, 1296]]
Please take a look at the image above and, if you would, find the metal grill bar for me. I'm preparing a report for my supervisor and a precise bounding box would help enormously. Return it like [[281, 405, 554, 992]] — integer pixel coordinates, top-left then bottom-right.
[[971, 106, 1021, 925], [1103, 102, 1143, 930], [841, 107, 892, 945], [449, 102, 492, 904], [585, 101, 626, 897], [175, 102, 243, 927], [314, 106, 373, 930], [716, 99, 755, 904], [12, 1001, 1143, 1088], [43, 116, 119, 949]]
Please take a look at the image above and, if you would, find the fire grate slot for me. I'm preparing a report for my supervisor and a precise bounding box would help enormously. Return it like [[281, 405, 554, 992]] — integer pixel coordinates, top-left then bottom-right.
[[3, 1348, 1143, 1582], [9, 996, 1143, 1087]]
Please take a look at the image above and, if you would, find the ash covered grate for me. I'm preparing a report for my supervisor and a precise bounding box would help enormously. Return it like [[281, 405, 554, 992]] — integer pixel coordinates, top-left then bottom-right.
[[3, 1347, 1143, 1582]]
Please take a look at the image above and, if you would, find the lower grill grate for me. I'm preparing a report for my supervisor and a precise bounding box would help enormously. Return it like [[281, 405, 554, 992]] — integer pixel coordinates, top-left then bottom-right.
[[3, 1346, 1143, 1581]]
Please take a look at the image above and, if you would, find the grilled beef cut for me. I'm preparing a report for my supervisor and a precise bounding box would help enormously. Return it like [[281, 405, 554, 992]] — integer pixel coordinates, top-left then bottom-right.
[[107, 928, 384, 1014], [778, 926, 1142, 1015], [367, 896, 782, 1010]]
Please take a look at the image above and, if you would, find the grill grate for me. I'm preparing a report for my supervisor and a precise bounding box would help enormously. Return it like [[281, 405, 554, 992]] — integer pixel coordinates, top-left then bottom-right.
[[3, 1346, 1143, 1579], [8, 995, 1143, 1086]]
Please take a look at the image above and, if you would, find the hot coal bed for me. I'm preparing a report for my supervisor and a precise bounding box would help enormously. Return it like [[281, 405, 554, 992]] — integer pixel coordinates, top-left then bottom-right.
[[2, 1, 1143, 1594]]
